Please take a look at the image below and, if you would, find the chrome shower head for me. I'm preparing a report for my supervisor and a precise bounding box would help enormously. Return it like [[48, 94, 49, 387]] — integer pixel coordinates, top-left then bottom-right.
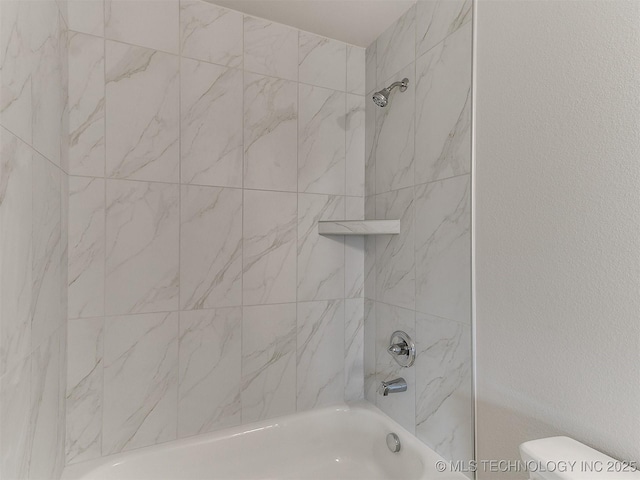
[[372, 78, 409, 107]]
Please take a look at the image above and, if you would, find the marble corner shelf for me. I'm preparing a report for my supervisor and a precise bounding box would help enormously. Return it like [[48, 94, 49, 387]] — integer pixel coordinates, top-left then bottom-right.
[[318, 220, 400, 236]]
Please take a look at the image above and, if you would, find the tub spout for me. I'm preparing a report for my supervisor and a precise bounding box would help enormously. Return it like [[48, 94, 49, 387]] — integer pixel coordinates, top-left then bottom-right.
[[377, 378, 407, 396]]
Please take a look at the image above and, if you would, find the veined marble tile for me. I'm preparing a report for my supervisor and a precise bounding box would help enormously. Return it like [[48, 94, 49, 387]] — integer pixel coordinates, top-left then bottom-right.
[[69, 32, 104, 177], [415, 175, 471, 323], [375, 302, 415, 434], [365, 42, 377, 96], [243, 190, 297, 306], [0, 130, 32, 376], [31, 2, 66, 167], [347, 45, 365, 95], [103, 312, 178, 455], [68, 177, 104, 319], [297, 194, 345, 302], [298, 84, 346, 195], [363, 196, 376, 301], [415, 314, 472, 463], [180, 0, 242, 68], [68, 0, 104, 36], [243, 73, 297, 192], [375, 187, 415, 311], [180, 58, 242, 187], [244, 16, 298, 81], [416, 0, 472, 58], [178, 308, 241, 437], [106, 41, 179, 183], [299, 32, 346, 91], [416, 23, 471, 185], [0, 1, 33, 142], [66, 317, 103, 464], [376, 5, 415, 86], [0, 356, 31, 480], [363, 299, 376, 403], [364, 92, 377, 198], [105, 0, 179, 54], [375, 62, 415, 194], [105, 180, 179, 315], [241, 304, 296, 423], [344, 298, 364, 402], [346, 94, 365, 197], [180, 185, 242, 310], [345, 197, 364, 299], [31, 153, 62, 350], [296, 300, 345, 410], [29, 331, 62, 480]]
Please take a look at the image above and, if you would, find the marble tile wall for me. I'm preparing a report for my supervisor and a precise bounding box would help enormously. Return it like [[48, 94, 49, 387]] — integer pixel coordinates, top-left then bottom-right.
[[64, 0, 366, 466], [0, 0, 69, 479], [363, 0, 474, 468]]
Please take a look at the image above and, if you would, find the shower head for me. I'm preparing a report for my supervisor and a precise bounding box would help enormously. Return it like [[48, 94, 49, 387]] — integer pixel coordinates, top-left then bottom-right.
[[372, 78, 409, 107]]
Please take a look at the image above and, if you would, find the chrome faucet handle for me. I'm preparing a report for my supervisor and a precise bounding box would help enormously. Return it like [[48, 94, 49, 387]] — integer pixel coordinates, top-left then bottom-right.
[[386, 331, 415, 367]]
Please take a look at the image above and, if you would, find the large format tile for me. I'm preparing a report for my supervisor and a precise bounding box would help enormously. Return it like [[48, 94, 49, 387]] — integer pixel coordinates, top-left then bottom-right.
[[68, 32, 104, 177], [243, 190, 297, 305], [68, 177, 104, 319], [375, 187, 415, 311], [180, 58, 242, 187], [298, 84, 346, 195], [297, 300, 345, 410], [346, 94, 365, 197], [375, 302, 415, 434], [375, 62, 415, 193], [347, 45, 365, 95], [416, 0, 471, 57], [180, 0, 242, 68], [65, 317, 103, 464], [243, 73, 298, 192], [179, 308, 241, 437], [415, 314, 472, 463], [68, 0, 104, 36], [345, 198, 365, 299], [105, 0, 179, 54], [244, 16, 298, 81], [365, 42, 377, 96], [344, 298, 364, 402], [241, 304, 296, 423], [29, 331, 62, 480], [363, 299, 376, 403], [103, 312, 178, 455], [105, 180, 179, 315], [415, 23, 471, 184], [0, 130, 32, 376], [415, 175, 471, 323], [31, 153, 62, 350], [376, 5, 415, 85], [105, 41, 179, 183], [31, 2, 66, 167], [297, 194, 345, 301], [299, 32, 346, 91], [0, 356, 31, 480], [180, 185, 242, 310], [1, 1, 33, 143]]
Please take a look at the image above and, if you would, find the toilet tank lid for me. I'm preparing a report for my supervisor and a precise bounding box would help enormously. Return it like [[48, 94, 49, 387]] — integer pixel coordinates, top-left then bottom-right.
[[519, 437, 640, 480]]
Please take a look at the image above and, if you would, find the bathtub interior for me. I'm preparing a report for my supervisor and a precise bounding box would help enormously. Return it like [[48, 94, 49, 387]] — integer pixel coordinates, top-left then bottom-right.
[[61, 405, 465, 480]]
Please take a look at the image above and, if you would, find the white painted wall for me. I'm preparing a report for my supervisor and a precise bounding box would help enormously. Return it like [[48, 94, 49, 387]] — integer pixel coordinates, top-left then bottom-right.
[[475, 0, 640, 477]]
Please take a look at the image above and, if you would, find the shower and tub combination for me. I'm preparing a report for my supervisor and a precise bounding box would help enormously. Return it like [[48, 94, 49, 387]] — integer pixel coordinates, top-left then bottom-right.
[[2, 0, 639, 479]]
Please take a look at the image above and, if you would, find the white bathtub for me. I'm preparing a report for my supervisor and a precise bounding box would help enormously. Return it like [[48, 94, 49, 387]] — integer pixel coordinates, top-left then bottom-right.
[[61, 403, 466, 480]]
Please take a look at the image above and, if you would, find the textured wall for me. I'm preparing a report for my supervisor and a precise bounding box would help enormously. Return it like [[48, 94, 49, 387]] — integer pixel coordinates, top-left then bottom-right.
[[0, 0, 69, 478], [476, 0, 640, 477], [363, 0, 474, 466], [64, 0, 366, 465]]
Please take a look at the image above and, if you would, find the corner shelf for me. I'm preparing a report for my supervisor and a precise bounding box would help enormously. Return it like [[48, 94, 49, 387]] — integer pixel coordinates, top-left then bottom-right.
[[318, 220, 400, 236]]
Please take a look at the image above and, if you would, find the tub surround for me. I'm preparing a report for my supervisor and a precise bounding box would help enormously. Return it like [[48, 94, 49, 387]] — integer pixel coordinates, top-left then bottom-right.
[[0, 1, 70, 479], [64, 0, 366, 466], [363, 0, 474, 467]]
